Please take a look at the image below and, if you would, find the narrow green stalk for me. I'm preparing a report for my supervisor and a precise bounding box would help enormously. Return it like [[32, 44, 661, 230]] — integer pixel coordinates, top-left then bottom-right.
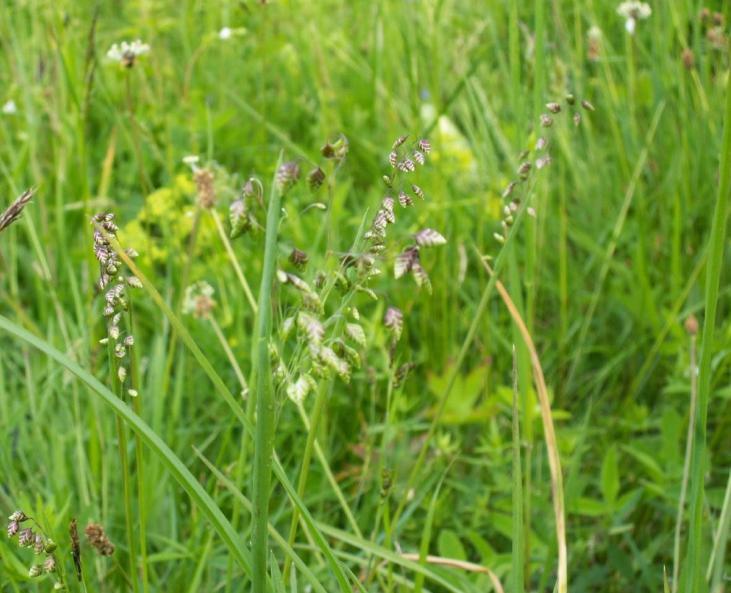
[[208, 314, 248, 392], [364, 359, 397, 589], [211, 209, 258, 314], [508, 0, 521, 110], [707, 470, 731, 593], [251, 159, 284, 593], [294, 402, 363, 539], [160, 193, 203, 399], [108, 349, 139, 593], [682, 72, 731, 593], [126, 306, 150, 593], [282, 380, 332, 580], [124, 73, 150, 195], [672, 332, 698, 593], [511, 345, 525, 593]]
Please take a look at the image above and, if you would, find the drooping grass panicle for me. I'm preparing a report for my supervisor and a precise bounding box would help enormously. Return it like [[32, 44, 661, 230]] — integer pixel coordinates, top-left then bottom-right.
[[92, 212, 141, 397], [493, 93, 593, 246], [0, 188, 35, 235], [6, 510, 61, 583]]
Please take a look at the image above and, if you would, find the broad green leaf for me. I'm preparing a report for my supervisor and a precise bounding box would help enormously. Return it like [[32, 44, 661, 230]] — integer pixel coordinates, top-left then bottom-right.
[[438, 529, 467, 561]]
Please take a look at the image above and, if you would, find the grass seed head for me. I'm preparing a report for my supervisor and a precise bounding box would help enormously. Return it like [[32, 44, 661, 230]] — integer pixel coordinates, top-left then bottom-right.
[[84, 523, 115, 556], [276, 160, 301, 191], [194, 168, 216, 209], [0, 188, 34, 234]]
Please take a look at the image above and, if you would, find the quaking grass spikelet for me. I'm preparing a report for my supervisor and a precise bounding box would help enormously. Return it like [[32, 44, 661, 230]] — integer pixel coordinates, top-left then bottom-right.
[[6, 510, 62, 586], [493, 93, 594, 246]]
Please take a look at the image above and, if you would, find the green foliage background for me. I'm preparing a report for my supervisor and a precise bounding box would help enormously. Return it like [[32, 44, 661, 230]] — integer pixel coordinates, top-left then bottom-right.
[[0, 1, 729, 592]]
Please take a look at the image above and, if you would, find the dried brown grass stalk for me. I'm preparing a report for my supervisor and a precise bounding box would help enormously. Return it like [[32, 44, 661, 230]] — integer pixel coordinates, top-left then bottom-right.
[[399, 553, 505, 593], [479, 253, 567, 593]]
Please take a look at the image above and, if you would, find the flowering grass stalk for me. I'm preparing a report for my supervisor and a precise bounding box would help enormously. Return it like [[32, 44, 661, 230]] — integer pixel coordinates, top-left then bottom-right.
[[93, 213, 145, 593]]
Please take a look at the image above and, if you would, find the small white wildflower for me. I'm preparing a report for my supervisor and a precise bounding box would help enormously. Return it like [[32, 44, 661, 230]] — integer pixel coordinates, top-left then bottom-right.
[[588, 25, 602, 42], [617, 2, 651, 35], [107, 39, 150, 67], [118, 366, 127, 383], [2, 100, 17, 115], [182, 281, 215, 318], [128, 389, 138, 397], [219, 27, 233, 40], [182, 155, 200, 170]]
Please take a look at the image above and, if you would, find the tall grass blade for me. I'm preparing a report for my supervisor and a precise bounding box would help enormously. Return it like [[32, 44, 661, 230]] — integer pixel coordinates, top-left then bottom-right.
[[251, 157, 284, 593], [681, 71, 731, 593]]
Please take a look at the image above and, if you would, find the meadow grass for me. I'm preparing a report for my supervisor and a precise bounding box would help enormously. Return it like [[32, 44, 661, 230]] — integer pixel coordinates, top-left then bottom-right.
[[0, 1, 729, 592]]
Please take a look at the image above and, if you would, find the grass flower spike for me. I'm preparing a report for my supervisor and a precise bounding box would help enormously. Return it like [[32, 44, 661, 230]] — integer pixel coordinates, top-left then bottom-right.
[[107, 39, 150, 67], [617, 1, 652, 34]]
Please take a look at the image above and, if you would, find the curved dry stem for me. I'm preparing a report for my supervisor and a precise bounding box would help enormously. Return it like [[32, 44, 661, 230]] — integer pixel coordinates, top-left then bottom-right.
[[480, 255, 567, 593], [399, 553, 504, 593]]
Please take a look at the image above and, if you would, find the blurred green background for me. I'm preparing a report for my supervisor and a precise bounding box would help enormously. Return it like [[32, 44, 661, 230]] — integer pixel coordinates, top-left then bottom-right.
[[0, 1, 729, 591]]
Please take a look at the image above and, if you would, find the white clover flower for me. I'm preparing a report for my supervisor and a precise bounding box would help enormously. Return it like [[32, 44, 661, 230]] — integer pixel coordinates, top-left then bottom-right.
[[219, 27, 233, 40], [2, 100, 17, 115], [182, 155, 200, 170], [107, 39, 150, 67], [617, 2, 651, 35], [182, 281, 216, 318]]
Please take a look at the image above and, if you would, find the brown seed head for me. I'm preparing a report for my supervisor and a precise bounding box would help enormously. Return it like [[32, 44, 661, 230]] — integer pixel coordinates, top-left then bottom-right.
[[307, 167, 326, 190], [85, 522, 115, 556], [289, 247, 309, 268], [684, 314, 699, 336], [0, 188, 35, 234], [194, 168, 216, 209], [681, 48, 695, 70]]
